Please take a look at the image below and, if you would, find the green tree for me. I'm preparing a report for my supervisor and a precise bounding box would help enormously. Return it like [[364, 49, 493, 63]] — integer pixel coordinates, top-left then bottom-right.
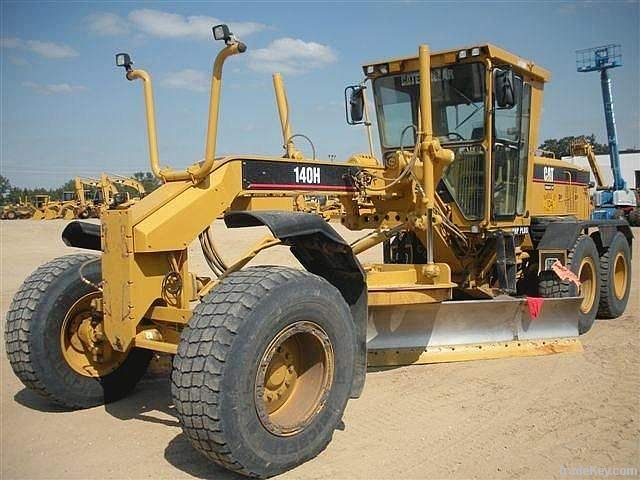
[[0, 175, 11, 205], [133, 171, 161, 193], [538, 134, 609, 158]]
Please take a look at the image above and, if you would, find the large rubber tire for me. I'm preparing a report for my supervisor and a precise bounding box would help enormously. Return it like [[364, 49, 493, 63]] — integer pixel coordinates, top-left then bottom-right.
[[597, 232, 632, 319], [538, 235, 601, 334], [4, 254, 152, 409], [6, 210, 17, 220], [171, 266, 356, 478]]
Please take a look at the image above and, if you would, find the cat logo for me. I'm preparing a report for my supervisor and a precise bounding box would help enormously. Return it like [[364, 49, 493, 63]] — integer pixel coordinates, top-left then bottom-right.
[[543, 166, 555, 183]]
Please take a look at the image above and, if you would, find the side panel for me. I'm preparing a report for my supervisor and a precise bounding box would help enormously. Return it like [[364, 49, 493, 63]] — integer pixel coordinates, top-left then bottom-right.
[[528, 159, 591, 219]]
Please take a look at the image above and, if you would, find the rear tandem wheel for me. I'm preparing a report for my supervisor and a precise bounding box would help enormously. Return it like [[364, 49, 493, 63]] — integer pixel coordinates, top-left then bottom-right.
[[597, 232, 632, 319], [538, 234, 601, 334]]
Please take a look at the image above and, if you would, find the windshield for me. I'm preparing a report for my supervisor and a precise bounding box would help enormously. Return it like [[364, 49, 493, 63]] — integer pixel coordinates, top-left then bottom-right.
[[373, 63, 485, 148]]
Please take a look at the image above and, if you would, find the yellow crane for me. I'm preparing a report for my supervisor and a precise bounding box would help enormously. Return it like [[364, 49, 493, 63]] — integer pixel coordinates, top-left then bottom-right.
[[571, 138, 607, 188]]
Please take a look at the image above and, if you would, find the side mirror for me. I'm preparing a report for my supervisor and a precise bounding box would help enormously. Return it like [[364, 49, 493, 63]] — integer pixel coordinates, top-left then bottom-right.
[[345, 85, 365, 125], [494, 68, 515, 109]]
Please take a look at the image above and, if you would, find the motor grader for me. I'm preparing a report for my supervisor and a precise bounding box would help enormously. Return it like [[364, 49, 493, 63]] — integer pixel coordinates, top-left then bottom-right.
[[6, 26, 633, 478], [30, 194, 60, 220], [1, 196, 35, 219]]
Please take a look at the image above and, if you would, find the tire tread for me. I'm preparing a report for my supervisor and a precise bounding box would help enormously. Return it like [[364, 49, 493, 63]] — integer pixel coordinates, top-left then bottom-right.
[[5, 253, 98, 405], [597, 233, 631, 319], [171, 266, 315, 478]]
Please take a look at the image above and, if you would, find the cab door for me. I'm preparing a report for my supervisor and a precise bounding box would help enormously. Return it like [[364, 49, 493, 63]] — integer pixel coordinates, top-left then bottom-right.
[[491, 74, 532, 220]]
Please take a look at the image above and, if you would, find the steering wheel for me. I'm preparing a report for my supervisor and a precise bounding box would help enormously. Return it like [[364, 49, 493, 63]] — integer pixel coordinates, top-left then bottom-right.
[[445, 132, 465, 141]]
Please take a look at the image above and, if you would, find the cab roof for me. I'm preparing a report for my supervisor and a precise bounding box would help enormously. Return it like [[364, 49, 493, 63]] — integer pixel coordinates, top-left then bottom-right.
[[363, 43, 551, 82]]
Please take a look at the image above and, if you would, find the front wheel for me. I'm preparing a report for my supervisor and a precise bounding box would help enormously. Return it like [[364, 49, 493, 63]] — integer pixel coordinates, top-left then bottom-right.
[[4, 254, 152, 409], [171, 266, 356, 478]]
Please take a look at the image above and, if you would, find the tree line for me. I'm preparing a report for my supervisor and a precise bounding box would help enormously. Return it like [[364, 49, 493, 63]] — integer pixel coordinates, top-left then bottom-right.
[[0, 172, 161, 206]]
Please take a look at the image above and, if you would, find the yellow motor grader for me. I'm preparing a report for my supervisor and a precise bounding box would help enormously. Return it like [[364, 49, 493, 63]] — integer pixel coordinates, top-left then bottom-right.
[[30, 194, 60, 220], [6, 26, 633, 478], [1, 197, 36, 219]]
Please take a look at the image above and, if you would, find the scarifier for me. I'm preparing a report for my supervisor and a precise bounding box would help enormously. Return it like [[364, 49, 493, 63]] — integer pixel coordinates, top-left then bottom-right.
[[5, 26, 633, 477]]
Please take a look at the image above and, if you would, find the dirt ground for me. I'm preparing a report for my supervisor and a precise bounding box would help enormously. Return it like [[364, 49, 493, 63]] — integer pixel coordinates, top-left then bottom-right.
[[1, 219, 638, 480]]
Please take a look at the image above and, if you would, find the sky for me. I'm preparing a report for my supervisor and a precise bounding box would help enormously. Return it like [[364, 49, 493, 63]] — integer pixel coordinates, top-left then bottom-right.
[[1, 1, 639, 188]]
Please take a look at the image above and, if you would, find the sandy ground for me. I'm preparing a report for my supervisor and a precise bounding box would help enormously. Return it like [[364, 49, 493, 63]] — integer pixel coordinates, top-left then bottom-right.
[[1, 219, 638, 480]]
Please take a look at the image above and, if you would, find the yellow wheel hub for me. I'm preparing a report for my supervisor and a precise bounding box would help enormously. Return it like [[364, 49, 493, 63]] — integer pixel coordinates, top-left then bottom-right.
[[578, 257, 597, 314], [613, 252, 628, 300], [60, 292, 126, 377], [255, 321, 334, 436]]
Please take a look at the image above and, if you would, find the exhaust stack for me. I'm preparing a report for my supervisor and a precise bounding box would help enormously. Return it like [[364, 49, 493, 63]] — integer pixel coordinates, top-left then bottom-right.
[[272, 73, 302, 159]]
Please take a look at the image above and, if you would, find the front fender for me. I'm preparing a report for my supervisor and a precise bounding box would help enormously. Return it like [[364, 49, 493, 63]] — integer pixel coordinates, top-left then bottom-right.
[[225, 210, 368, 398]]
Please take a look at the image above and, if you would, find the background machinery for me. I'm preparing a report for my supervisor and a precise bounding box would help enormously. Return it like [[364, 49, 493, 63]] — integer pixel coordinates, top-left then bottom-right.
[[69, 176, 102, 219], [575, 45, 638, 222], [5, 27, 633, 478], [30, 194, 59, 220], [1, 197, 36, 219], [26, 174, 147, 220]]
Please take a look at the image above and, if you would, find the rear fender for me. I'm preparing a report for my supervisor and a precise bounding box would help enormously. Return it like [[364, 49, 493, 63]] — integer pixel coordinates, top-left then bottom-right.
[[538, 218, 633, 258]]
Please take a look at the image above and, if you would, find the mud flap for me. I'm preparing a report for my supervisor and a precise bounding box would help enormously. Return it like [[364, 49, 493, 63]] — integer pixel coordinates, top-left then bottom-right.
[[367, 296, 583, 365]]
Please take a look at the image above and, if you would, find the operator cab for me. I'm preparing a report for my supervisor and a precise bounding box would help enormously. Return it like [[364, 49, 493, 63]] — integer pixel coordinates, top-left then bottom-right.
[[62, 191, 76, 202], [353, 44, 550, 226]]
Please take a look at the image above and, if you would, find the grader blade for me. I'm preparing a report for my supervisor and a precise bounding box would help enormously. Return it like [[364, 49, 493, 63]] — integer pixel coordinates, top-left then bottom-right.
[[367, 297, 584, 366]]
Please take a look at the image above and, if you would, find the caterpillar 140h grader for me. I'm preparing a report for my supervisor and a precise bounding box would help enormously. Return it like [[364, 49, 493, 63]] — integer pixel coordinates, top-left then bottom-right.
[[6, 25, 633, 477]]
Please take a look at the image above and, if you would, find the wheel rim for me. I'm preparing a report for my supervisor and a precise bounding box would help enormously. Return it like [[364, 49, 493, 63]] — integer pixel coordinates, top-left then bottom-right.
[[255, 321, 334, 436], [578, 257, 596, 314], [60, 292, 127, 377], [613, 252, 628, 300]]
